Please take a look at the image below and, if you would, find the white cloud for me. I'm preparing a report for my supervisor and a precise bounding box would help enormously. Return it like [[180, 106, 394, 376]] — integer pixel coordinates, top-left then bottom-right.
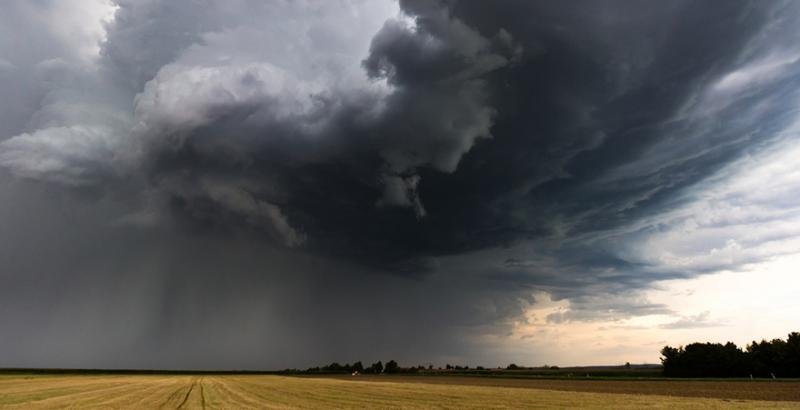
[[658, 311, 724, 329], [41, 0, 118, 61], [134, 62, 327, 134], [0, 125, 123, 185], [712, 53, 800, 94], [645, 253, 800, 347], [625, 138, 800, 275]]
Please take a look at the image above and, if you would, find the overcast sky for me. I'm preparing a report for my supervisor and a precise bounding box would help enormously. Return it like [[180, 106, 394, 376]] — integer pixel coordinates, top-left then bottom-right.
[[1, 0, 799, 370]]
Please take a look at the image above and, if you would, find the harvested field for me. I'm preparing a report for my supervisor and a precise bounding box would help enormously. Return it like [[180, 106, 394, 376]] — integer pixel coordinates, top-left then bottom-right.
[[321, 375, 800, 402], [1, 374, 799, 409]]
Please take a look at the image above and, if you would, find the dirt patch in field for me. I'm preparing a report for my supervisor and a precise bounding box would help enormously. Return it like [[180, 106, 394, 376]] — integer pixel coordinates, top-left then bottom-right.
[[317, 375, 800, 402]]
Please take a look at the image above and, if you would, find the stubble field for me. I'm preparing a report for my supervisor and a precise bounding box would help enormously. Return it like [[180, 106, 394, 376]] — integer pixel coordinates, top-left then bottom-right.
[[0, 374, 798, 409]]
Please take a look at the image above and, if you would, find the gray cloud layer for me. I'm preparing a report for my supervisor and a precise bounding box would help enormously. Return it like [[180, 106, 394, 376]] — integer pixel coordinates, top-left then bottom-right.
[[1, 0, 799, 369]]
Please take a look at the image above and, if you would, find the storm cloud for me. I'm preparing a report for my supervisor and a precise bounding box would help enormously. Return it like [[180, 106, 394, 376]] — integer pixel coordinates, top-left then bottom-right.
[[1, 0, 800, 369]]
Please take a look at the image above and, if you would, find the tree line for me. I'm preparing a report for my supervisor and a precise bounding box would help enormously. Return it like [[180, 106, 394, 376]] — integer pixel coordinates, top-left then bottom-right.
[[286, 360, 406, 374], [661, 332, 800, 377], [285, 361, 493, 375]]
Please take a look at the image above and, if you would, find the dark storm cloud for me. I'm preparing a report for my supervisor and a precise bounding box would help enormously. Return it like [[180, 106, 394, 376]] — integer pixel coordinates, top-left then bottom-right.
[[1, 0, 800, 368]]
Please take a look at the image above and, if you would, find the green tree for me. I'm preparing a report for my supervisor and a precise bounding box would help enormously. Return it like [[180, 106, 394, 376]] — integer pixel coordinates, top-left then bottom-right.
[[384, 360, 399, 374], [352, 361, 363, 372], [368, 361, 383, 374]]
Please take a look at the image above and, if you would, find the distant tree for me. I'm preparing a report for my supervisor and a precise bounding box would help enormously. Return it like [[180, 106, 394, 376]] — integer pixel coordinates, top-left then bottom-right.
[[748, 338, 788, 377], [787, 332, 800, 377], [352, 361, 364, 373], [661, 342, 749, 377], [385, 360, 399, 374], [445, 364, 453, 370], [506, 363, 520, 370], [660, 333, 800, 377], [660, 346, 680, 376], [625, 362, 631, 369], [428, 364, 433, 370], [367, 361, 383, 374], [323, 362, 344, 372]]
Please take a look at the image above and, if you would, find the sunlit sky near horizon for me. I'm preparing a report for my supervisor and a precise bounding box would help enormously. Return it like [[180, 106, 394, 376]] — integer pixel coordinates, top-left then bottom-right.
[[1, 0, 799, 369]]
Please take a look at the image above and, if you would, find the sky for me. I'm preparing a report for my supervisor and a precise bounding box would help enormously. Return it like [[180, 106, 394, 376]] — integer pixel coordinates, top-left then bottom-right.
[[0, 0, 799, 370]]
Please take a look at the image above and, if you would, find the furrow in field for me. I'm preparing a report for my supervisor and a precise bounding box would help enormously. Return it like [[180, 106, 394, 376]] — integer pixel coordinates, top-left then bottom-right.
[[176, 377, 197, 409], [78, 376, 188, 408], [204, 376, 265, 409]]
